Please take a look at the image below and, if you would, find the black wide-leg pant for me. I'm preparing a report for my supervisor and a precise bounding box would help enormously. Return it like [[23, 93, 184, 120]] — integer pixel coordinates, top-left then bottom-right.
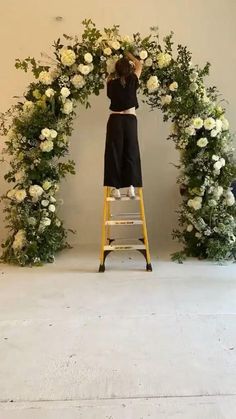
[[103, 114, 142, 188]]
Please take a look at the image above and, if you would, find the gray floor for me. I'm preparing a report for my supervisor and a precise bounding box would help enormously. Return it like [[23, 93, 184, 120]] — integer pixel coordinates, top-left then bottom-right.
[[0, 245, 236, 418]]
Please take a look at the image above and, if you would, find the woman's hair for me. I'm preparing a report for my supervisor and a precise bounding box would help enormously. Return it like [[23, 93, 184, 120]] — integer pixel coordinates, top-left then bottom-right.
[[115, 57, 133, 87]]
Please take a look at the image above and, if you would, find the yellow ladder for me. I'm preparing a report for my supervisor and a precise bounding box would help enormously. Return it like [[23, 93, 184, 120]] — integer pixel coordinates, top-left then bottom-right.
[[99, 187, 152, 272]]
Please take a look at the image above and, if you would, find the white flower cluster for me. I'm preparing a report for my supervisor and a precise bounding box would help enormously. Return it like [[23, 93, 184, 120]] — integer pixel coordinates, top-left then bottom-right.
[[157, 52, 172, 68], [12, 229, 26, 251]]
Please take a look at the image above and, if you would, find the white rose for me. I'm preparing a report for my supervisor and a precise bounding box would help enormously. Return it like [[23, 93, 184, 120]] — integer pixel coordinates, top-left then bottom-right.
[[220, 115, 229, 131], [215, 119, 223, 132], [197, 137, 208, 148], [204, 117, 216, 130], [29, 185, 44, 199], [60, 48, 76, 66], [84, 52, 93, 63], [60, 87, 70, 98], [40, 139, 53, 152], [7, 189, 16, 199], [147, 75, 160, 93], [210, 129, 218, 137], [225, 191, 235, 206], [106, 57, 118, 74], [48, 204, 56, 212], [187, 224, 193, 232], [78, 64, 91, 75], [41, 199, 49, 207], [103, 47, 112, 56], [195, 232, 202, 238], [157, 52, 172, 68], [71, 74, 85, 89], [187, 196, 202, 210], [192, 117, 203, 129], [189, 82, 198, 92], [41, 128, 51, 139], [50, 129, 57, 139], [38, 71, 53, 85], [50, 196, 56, 203], [213, 161, 222, 171], [45, 88, 55, 98], [189, 71, 198, 81], [41, 217, 51, 227], [161, 95, 172, 105], [55, 219, 61, 227], [219, 157, 225, 167], [111, 40, 120, 50], [185, 126, 196, 136], [42, 180, 52, 191], [139, 50, 148, 60], [144, 57, 153, 67], [169, 81, 178, 91], [62, 99, 73, 115], [15, 189, 27, 202], [212, 155, 219, 161]]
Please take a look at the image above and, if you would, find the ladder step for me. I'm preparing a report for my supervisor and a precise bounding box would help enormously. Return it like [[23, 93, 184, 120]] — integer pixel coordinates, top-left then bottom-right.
[[104, 244, 146, 251], [105, 220, 143, 226], [107, 196, 141, 201]]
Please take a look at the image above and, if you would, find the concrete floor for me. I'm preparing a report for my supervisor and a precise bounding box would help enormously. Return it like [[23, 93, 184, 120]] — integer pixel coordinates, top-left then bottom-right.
[[0, 245, 236, 418]]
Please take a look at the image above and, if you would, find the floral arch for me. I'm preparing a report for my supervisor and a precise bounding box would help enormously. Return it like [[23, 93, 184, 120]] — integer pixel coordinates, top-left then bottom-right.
[[1, 19, 235, 266]]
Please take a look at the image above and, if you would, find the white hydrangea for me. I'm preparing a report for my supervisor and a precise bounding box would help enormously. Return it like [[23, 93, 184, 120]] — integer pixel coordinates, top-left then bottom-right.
[[139, 50, 148, 60], [208, 199, 217, 207], [28, 217, 36, 226], [204, 117, 216, 130], [157, 52, 172, 68], [45, 88, 55, 98], [23, 101, 34, 115], [29, 185, 44, 200], [15, 189, 27, 202], [84, 52, 93, 63], [197, 137, 208, 148], [121, 34, 133, 43], [71, 74, 85, 89], [147, 75, 160, 93], [103, 47, 112, 56], [62, 99, 73, 115], [60, 48, 76, 66], [169, 81, 178, 91], [187, 196, 202, 210], [192, 117, 203, 129], [213, 186, 224, 200], [40, 140, 54, 152], [161, 95, 172, 105], [38, 71, 53, 85], [60, 87, 70, 98]]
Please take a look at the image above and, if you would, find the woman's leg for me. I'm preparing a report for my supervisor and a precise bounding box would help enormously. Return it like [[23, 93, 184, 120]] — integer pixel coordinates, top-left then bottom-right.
[[122, 115, 142, 187], [104, 115, 124, 189]]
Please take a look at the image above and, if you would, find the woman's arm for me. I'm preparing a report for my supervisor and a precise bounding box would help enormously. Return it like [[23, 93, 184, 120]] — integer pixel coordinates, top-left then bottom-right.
[[125, 51, 143, 79]]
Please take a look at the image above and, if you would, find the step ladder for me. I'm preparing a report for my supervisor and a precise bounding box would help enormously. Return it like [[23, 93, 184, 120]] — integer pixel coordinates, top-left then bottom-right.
[[99, 187, 152, 272]]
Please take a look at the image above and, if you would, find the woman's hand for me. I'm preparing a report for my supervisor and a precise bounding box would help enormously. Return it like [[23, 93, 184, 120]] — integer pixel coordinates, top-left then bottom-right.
[[125, 51, 143, 79]]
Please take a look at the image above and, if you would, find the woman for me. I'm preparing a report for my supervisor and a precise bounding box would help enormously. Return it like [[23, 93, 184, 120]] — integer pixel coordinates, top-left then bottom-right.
[[103, 51, 143, 199]]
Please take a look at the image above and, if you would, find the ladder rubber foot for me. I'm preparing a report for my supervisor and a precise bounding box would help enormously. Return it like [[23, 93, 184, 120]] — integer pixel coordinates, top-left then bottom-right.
[[146, 263, 152, 272], [99, 264, 105, 273]]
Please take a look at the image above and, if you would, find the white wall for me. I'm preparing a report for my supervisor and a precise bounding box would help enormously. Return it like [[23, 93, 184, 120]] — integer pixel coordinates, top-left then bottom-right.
[[0, 0, 235, 253]]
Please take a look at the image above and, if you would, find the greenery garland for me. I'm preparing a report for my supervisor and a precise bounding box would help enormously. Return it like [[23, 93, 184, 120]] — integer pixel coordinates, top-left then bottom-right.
[[0, 19, 235, 266]]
